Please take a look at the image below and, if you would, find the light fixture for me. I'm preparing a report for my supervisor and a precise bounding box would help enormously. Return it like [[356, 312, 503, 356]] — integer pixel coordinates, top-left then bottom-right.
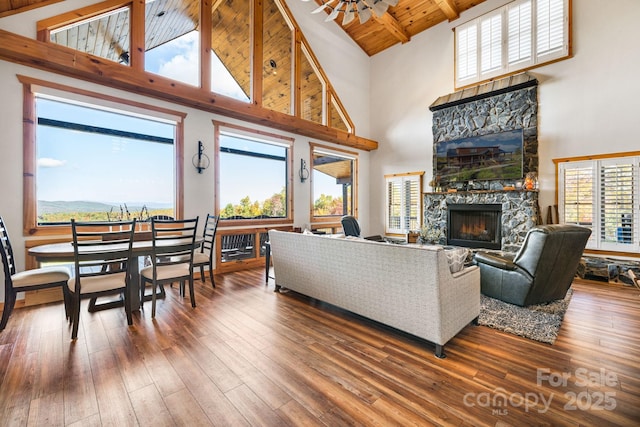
[[193, 141, 210, 174], [118, 51, 129, 65], [268, 59, 277, 76], [299, 159, 310, 183], [307, 0, 398, 25]]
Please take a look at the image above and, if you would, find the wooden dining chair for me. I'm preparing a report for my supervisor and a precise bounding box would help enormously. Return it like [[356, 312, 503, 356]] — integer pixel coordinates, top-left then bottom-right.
[[193, 214, 218, 288], [69, 219, 136, 340], [140, 217, 199, 318], [1, 216, 71, 331]]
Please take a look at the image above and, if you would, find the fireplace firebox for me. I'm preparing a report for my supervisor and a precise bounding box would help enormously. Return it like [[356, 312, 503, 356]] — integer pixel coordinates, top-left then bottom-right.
[[447, 204, 502, 250]]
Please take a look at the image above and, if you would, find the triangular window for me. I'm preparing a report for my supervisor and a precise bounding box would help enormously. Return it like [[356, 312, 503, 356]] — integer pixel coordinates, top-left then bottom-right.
[[38, 0, 354, 133]]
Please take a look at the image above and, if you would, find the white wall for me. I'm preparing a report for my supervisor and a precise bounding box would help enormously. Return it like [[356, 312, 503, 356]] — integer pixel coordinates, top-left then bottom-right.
[[368, 0, 640, 234], [0, 0, 372, 302]]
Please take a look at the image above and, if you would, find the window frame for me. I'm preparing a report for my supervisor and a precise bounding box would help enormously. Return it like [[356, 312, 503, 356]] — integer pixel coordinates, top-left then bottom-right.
[[555, 152, 640, 255], [385, 172, 424, 236], [309, 143, 358, 226], [20, 75, 185, 237], [213, 120, 294, 227], [454, 0, 571, 89]]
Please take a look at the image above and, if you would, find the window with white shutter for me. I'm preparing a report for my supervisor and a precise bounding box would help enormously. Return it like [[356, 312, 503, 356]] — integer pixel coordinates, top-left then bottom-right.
[[599, 159, 636, 250], [385, 172, 423, 234], [507, 0, 533, 68], [454, 0, 570, 88], [480, 11, 503, 77], [536, 0, 568, 60], [557, 155, 640, 253], [456, 21, 478, 83]]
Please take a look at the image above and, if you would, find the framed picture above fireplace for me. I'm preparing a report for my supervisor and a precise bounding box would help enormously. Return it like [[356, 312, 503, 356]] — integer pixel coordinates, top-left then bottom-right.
[[435, 129, 524, 183]]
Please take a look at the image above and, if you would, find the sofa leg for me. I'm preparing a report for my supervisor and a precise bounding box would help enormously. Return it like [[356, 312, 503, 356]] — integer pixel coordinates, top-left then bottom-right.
[[274, 284, 281, 293], [435, 344, 446, 359], [472, 316, 479, 325]]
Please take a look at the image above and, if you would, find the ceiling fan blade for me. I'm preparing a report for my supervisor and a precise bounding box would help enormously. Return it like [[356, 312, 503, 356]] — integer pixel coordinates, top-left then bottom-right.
[[357, 3, 372, 23], [342, 5, 356, 25], [325, 1, 344, 21], [371, 1, 389, 17], [312, 0, 335, 14]]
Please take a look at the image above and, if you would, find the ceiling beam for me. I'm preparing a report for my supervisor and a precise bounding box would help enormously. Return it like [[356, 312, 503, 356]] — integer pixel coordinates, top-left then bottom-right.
[[0, 29, 378, 151], [373, 12, 410, 44], [433, 0, 459, 21]]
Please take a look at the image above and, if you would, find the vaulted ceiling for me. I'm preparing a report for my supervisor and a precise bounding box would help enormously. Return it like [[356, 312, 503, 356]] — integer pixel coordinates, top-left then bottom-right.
[[3, 0, 487, 56], [312, 0, 486, 56]]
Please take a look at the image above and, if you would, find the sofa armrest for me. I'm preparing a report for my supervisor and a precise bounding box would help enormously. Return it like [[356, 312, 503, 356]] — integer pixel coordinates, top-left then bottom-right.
[[450, 264, 478, 279], [474, 252, 517, 270]]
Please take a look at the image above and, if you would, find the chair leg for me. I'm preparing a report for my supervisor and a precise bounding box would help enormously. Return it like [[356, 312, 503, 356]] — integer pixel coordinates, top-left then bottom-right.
[[71, 293, 81, 340], [62, 285, 72, 320], [140, 279, 146, 310], [209, 261, 215, 288], [199, 266, 205, 283], [151, 281, 157, 318], [123, 290, 133, 326], [0, 290, 17, 331], [188, 278, 196, 308]]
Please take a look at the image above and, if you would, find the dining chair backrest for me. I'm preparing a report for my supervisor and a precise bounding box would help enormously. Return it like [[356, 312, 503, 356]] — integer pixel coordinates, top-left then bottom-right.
[[0, 216, 17, 279], [150, 217, 199, 271], [200, 214, 219, 257], [70, 219, 137, 291], [2, 215, 72, 332]]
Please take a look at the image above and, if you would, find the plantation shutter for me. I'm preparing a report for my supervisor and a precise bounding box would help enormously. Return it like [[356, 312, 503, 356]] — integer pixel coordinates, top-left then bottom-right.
[[560, 162, 595, 247], [456, 21, 478, 85], [507, 0, 533, 68], [403, 178, 420, 232], [480, 11, 502, 76], [387, 178, 402, 232], [386, 173, 422, 234], [536, 0, 566, 58], [559, 157, 640, 252], [599, 159, 638, 249]]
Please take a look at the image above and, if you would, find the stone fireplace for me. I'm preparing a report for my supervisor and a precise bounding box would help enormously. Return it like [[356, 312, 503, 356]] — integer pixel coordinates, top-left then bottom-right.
[[424, 190, 538, 252], [447, 204, 502, 250], [424, 73, 540, 252]]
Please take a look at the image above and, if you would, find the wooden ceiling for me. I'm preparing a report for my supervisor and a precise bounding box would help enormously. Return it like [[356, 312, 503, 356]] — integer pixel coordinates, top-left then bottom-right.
[[0, 0, 61, 18], [313, 0, 487, 56]]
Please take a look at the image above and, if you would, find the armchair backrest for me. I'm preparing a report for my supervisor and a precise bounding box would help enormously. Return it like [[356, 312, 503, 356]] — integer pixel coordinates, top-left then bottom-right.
[[341, 215, 361, 237], [513, 224, 591, 305]]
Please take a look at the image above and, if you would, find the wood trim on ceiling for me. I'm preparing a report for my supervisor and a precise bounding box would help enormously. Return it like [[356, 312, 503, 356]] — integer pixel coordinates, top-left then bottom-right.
[[0, 29, 377, 151]]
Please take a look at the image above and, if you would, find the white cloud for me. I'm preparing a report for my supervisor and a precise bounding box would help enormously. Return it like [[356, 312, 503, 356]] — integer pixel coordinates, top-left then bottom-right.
[[38, 158, 66, 168], [156, 32, 200, 86]]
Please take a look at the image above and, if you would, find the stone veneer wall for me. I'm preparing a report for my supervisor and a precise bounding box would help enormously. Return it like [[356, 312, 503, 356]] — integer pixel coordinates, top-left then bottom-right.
[[424, 190, 539, 253], [430, 77, 538, 191]]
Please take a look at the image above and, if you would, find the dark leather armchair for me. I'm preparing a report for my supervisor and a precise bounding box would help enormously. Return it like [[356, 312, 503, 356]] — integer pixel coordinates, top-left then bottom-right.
[[474, 224, 591, 306], [340, 215, 386, 242], [341, 215, 361, 237]]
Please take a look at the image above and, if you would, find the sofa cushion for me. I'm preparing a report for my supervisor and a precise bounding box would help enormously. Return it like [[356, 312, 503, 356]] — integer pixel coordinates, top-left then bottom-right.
[[445, 247, 470, 273]]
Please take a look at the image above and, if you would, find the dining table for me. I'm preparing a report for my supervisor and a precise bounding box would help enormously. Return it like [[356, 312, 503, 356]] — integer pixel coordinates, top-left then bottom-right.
[[29, 236, 203, 312]]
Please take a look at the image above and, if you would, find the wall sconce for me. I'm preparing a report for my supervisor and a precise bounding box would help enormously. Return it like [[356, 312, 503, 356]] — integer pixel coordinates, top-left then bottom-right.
[[192, 140, 210, 173], [299, 158, 310, 183]]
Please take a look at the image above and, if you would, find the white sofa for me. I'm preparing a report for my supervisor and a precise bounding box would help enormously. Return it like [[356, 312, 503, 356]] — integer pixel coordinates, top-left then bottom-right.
[[268, 230, 480, 358]]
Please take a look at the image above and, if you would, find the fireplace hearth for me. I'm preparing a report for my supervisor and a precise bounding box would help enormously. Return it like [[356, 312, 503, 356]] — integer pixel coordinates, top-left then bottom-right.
[[447, 204, 502, 250]]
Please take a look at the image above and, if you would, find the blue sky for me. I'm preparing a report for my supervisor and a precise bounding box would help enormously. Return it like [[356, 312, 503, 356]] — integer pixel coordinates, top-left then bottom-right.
[[37, 31, 342, 211]]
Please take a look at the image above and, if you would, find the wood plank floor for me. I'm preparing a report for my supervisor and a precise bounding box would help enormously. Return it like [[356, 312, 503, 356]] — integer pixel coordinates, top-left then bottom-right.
[[0, 270, 639, 426]]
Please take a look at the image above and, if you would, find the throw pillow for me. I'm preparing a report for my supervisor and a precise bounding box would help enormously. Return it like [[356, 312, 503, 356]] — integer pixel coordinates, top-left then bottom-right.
[[445, 247, 470, 273]]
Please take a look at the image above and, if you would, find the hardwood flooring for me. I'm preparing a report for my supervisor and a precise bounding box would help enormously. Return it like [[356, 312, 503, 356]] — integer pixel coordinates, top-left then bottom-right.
[[0, 270, 638, 426]]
